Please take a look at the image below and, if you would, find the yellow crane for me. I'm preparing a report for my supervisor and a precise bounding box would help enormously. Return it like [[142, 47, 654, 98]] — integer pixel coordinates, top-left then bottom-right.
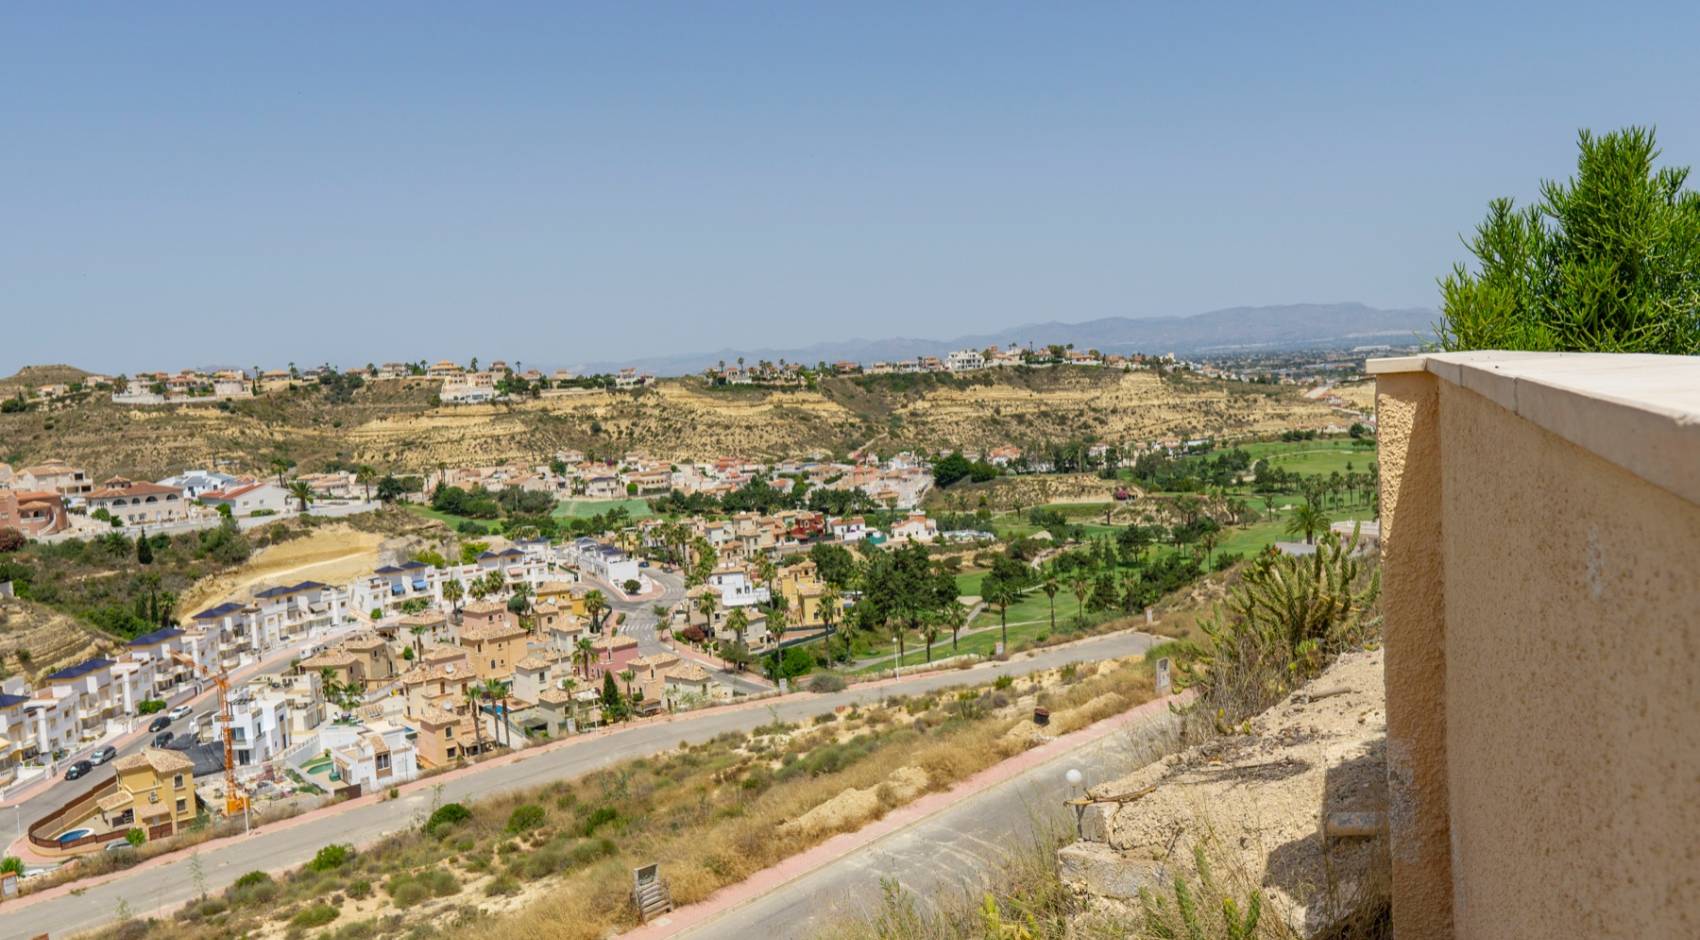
[[172, 652, 246, 817]]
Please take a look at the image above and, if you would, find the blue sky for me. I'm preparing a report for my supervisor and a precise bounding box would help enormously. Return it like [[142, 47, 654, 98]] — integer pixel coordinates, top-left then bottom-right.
[[4, 3, 1696, 374]]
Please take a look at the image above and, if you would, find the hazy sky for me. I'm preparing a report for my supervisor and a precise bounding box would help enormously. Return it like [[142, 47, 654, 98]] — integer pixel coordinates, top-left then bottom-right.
[[5, 3, 1697, 374]]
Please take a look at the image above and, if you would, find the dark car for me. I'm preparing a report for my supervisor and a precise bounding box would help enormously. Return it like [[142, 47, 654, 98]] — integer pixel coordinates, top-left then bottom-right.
[[148, 715, 171, 733], [151, 731, 173, 747], [89, 745, 118, 765], [64, 760, 93, 781]]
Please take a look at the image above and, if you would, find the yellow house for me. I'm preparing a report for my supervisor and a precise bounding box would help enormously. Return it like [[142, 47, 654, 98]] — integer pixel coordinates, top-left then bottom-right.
[[457, 604, 529, 681], [99, 748, 197, 837], [777, 559, 827, 626], [536, 580, 589, 617]]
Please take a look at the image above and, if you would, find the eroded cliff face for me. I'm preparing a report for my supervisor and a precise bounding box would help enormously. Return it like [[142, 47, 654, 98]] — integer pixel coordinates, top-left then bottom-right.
[[1061, 649, 1389, 937], [0, 371, 1363, 480]]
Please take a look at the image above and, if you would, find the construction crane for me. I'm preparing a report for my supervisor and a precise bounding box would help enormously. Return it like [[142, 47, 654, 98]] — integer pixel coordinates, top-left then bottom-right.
[[172, 652, 247, 817]]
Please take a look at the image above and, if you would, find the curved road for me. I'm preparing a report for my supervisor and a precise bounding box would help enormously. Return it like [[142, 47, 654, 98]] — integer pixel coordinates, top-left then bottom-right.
[[0, 630, 1160, 940]]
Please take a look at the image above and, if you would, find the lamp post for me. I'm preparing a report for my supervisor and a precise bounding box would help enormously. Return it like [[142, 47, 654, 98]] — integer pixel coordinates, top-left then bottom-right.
[[1065, 767, 1087, 837]]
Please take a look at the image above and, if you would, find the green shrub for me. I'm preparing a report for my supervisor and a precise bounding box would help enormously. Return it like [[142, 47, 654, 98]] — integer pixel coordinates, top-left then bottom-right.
[[291, 903, 340, 928], [506, 803, 546, 834], [307, 844, 354, 872], [579, 806, 620, 836], [567, 838, 616, 868], [424, 802, 472, 836], [485, 874, 521, 897], [388, 879, 430, 908], [993, 674, 1015, 691], [806, 673, 846, 693], [233, 870, 271, 889], [346, 878, 372, 899]]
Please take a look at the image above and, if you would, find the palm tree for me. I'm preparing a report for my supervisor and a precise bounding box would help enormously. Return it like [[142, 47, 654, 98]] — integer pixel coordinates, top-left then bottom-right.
[[574, 636, 596, 679], [584, 590, 608, 632], [619, 668, 636, 701], [983, 576, 1019, 652], [465, 686, 485, 757], [920, 612, 940, 663], [1069, 572, 1090, 627], [820, 586, 841, 659], [442, 578, 465, 616], [355, 464, 376, 501], [1286, 501, 1331, 545], [694, 592, 717, 633], [942, 599, 967, 653], [1041, 575, 1060, 632], [725, 607, 750, 669], [287, 479, 313, 514], [1200, 527, 1221, 566]]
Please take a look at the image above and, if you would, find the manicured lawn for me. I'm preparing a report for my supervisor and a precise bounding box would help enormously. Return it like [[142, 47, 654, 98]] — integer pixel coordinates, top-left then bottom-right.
[[404, 503, 492, 530], [552, 498, 654, 520], [1237, 439, 1377, 477], [954, 570, 988, 598]]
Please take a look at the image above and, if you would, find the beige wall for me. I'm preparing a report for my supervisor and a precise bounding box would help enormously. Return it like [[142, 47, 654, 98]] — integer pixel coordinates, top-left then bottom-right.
[[1375, 355, 1700, 940]]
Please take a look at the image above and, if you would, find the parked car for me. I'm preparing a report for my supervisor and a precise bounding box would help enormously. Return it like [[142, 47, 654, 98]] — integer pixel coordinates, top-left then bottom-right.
[[147, 715, 171, 733], [151, 731, 173, 747], [89, 745, 118, 765], [105, 841, 135, 853], [168, 704, 192, 721], [64, 760, 93, 781]]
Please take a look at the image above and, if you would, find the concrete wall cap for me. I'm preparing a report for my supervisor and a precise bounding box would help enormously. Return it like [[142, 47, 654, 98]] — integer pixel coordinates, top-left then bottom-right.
[[1370, 351, 1700, 507]]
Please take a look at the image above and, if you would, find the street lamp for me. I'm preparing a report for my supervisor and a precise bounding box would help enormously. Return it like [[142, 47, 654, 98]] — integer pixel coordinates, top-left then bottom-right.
[[1065, 767, 1087, 837]]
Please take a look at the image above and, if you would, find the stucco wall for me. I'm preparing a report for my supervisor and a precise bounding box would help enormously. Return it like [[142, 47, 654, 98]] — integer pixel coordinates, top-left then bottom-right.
[[1376, 356, 1700, 939]]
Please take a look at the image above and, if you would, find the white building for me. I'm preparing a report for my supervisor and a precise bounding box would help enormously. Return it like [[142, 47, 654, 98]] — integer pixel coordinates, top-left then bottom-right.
[[568, 537, 641, 586], [221, 689, 293, 773], [199, 481, 291, 517], [946, 349, 986, 372], [326, 720, 419, 791], [158, 470, 240, 500], [706, 568, 771, 608]]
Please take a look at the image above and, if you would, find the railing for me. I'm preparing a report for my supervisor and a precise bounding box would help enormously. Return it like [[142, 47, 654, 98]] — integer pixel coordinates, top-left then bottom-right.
[[25, 778, 124, 852]]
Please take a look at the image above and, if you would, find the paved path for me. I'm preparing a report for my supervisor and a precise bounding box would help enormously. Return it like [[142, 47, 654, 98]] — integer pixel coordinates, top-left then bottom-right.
[[0, 629, 1160, 940], [666, 696, 1184, 940]]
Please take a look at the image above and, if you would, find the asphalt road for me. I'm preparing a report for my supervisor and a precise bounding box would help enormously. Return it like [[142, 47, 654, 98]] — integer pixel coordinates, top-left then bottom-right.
[[677, 699, 1184, 939], [1, 629, 1160, 940]]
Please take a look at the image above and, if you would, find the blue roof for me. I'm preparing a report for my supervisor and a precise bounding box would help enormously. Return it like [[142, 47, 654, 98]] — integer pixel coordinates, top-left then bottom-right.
[[398, 561, 428, 571], [191, 602, 244, 620], [129, 626, 185, 646], [254, 580, 325, 599], [46, 658, 115, 681], [0, 693, 30, 708], [374, 565, 402, 575]]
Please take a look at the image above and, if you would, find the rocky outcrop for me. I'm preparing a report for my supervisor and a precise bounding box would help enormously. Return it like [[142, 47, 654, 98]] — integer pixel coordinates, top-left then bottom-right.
[[1059, 648, 1389, 936]]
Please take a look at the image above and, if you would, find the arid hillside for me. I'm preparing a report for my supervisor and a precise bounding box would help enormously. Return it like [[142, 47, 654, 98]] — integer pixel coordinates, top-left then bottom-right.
[[0, 368, 1362, 480]]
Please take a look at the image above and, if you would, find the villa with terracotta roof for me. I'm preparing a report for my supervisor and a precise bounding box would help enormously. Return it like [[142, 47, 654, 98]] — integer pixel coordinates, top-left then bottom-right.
[[98, 748, 197, 838], [85, 477, 191, 526]]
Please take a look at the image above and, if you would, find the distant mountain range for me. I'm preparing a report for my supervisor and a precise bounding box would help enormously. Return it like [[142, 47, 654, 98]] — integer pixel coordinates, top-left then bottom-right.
[[578, 303, 1436, 376]]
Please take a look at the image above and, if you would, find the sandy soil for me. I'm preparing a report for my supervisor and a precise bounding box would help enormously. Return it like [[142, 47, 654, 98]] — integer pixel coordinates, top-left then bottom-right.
[[178, 526, 392, 615], [1061, 649, 1388, 935]]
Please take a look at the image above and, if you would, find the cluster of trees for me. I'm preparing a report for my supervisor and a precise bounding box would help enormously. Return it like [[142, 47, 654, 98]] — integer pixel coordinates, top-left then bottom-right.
[[932, 451, 1000, 488], [647, 477, 881, 519], [1131, 448, 1253, 492], [0, 521, 254, 639]]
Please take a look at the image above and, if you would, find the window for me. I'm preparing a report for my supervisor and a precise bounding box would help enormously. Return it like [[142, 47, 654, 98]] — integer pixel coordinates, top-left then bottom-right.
[[176, 798, 187, 813], [174, 774, 183, 787], [376, 753, 391, 771], [444, 725, 454, 738]]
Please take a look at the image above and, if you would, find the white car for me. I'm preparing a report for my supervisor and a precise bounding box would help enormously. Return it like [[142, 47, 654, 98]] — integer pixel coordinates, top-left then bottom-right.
[[168, 705, 192, 721]]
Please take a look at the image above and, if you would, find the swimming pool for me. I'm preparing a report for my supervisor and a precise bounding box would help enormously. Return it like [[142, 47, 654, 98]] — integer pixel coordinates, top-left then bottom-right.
[[56, 827, 94, 843]]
